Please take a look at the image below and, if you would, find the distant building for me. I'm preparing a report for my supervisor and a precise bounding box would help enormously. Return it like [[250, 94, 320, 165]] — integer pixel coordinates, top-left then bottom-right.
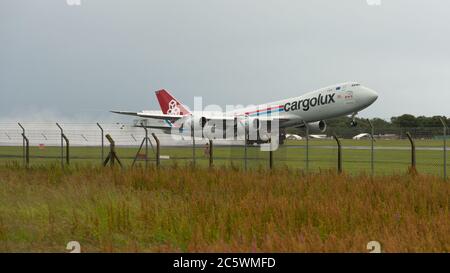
[[377, 134, 399, 140], [309, 134, 328, 139], [286, 134, 302, 140], [353, 133, 371, 140]]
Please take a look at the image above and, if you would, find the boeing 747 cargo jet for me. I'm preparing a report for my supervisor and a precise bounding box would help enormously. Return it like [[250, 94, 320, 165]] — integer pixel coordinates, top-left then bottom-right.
[[112, 82, 378, 144]]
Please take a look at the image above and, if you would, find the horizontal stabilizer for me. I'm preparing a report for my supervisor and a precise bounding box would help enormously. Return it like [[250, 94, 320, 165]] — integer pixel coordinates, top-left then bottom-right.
[[111, 111, 184, 120]]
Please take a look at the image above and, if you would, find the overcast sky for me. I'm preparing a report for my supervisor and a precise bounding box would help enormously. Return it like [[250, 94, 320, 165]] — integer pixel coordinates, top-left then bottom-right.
[[1, 0, 449, 121]]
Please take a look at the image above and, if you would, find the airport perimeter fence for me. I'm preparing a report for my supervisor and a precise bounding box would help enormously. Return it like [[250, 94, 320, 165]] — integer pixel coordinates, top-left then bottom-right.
[[0, 120, 448, 179]]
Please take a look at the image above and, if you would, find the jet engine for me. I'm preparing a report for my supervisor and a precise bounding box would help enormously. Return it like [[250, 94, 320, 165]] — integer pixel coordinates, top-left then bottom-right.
[[306, 120, 327, 133]]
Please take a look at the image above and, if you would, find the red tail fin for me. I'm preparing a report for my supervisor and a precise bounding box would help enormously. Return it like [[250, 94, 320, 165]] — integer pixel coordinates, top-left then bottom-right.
[[155, 89, 191, 115]]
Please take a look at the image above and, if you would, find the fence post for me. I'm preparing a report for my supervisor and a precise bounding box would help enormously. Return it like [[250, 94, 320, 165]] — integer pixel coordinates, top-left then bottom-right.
[[191, 115, 196, 167], [56, 123, 69, 167], [20, 132, 30, 168], [244, 116, 248, 171], [18, 123, 26, 166], [209, 139, 214, 168], [367, 119, 375, 177], [103, 134, 122, 168], [304, 121, 309, 173], [62, 134, 70, 165], [269, 138, 274, 170], [439, 118, 447, 180], [132, 124, 155, 168], [24, 134, 29, 167], [97, 123, 104, 163], [333, 134, 342, 174], [152, 133, 160, 167], [108, 134, 115, 167], [144, 126, 149, 168], [406, 132, 416, 173]]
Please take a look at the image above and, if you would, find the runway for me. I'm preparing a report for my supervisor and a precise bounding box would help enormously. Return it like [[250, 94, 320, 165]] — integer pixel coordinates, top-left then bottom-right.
[[286, 145, 447, 151]]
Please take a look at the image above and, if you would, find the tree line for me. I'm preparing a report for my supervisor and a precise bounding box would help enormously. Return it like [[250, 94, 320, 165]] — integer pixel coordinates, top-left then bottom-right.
[[328, 114, 449, 129], [286, 114, 449, 138]]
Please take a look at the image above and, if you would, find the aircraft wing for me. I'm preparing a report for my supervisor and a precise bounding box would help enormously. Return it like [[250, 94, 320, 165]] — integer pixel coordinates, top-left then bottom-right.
[[110, 111, 184, 120], [198, 115, 294, 129], [111, 111, 295, 129]]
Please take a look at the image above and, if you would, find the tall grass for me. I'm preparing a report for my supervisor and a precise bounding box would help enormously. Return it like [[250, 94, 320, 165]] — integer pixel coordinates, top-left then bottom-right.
[[0, 163, 448, 252]]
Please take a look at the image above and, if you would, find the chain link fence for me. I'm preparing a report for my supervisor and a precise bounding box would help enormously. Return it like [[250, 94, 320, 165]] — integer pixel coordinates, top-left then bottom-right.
[[0, 121, 448, 179]]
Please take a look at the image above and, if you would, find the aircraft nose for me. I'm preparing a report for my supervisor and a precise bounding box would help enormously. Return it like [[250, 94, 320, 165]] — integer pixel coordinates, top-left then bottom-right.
[[361, 86, 378, 104]]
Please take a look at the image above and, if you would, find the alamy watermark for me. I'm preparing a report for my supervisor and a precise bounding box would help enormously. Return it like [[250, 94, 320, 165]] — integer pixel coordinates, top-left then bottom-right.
[[66, 241, 81, 253], [367, 241, 382, 253], [366, 0, 381, 6], [161, 97, 281, 151], [66, 0, 81, 6]]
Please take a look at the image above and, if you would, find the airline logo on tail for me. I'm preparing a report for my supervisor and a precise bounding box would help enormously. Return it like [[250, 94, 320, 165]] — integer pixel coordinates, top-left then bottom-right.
[[155, 89, 191, 116], [167, 100, 180, 115]]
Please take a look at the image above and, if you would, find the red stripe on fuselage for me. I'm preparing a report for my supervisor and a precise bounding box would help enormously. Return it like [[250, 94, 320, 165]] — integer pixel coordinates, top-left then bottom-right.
[[242, 105, 284, 116]]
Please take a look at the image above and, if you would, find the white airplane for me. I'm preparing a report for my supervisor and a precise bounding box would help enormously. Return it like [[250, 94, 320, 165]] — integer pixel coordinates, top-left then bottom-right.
[[112, 82, 378, 144]]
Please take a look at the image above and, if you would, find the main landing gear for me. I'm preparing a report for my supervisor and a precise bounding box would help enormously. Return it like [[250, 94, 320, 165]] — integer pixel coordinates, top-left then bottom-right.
[[350, 112, 358, 127]]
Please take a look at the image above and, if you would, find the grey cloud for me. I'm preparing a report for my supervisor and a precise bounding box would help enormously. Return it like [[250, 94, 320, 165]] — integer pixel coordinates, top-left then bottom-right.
[[1, 0, 449, 120]]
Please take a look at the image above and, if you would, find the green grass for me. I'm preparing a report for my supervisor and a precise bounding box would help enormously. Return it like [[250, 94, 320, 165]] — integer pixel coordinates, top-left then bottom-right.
[[285, 139, 448, 147], [0, 138, 448, 177], [0, 164, 448, 252]]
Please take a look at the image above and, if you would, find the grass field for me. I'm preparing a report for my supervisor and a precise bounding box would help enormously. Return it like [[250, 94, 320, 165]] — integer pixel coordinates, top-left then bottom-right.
[[0, 164, 448, 252], [1, 139, 448, 176]]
